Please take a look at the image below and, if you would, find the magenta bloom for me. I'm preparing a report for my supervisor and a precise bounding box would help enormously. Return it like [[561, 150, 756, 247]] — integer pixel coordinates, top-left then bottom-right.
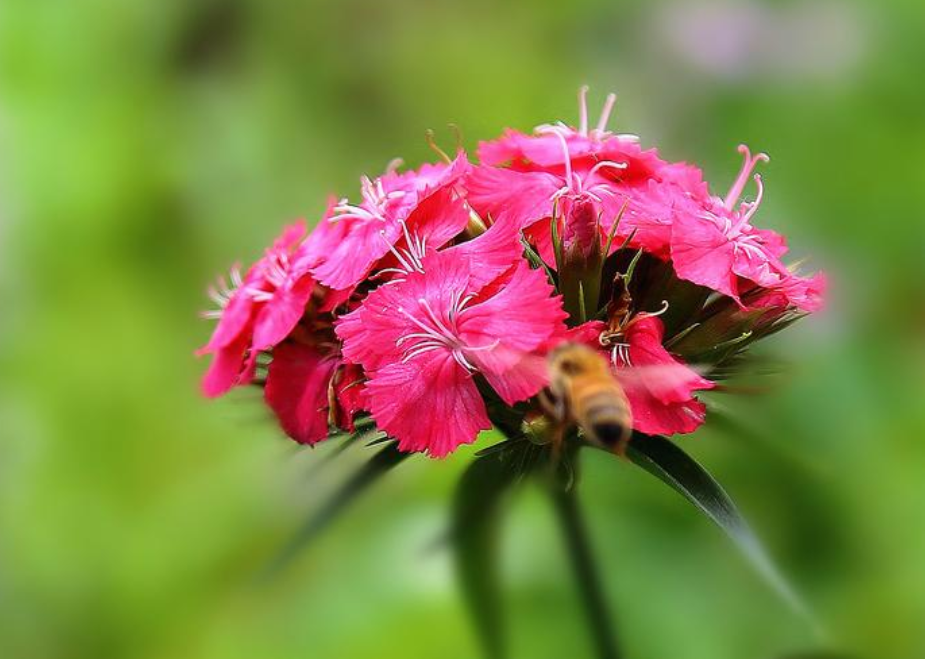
[[467, 89, 673, 264], [668, 145, 824, 311], [477, 87, 659, 173], [567, 317, 714, 436], [199, 88, 825, 459], [615, 316, 715, 436], [301, 153, 470, 292], [198, 221, 315, 397], [336, 245, 567, 456]]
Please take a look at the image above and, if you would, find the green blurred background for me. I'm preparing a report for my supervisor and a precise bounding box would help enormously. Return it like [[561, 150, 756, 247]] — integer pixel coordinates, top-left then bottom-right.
[[1, 0, 923, 657]]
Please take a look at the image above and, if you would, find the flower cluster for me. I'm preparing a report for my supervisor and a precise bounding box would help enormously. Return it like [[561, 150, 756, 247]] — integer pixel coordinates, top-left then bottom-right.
[[198, 88, 824, 457]]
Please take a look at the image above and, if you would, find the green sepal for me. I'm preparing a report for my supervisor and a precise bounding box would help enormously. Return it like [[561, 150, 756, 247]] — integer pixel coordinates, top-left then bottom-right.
[[623, 434, 816, 627]]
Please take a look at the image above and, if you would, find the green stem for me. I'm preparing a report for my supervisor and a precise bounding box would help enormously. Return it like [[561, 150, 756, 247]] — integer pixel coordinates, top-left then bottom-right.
[[550, 486, 621, 659]]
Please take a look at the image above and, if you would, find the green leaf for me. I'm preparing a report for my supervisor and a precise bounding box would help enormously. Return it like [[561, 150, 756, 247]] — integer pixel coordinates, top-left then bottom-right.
[[261, 441, 410, 578], [452, 454, 521, 659], [624, 435, 818, 630]]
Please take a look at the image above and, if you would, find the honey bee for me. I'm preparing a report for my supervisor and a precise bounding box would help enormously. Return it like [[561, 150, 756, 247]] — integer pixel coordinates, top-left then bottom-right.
[[544, 342, 633, 452]]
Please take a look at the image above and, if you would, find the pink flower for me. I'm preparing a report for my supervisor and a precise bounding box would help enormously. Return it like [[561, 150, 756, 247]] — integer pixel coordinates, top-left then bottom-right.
[[668, 145, 824, 311], [198, 221, 315, 397], [336, 246, 567, 457], [301, 153, 470, 291], [468, 89, 674, 264], [198, 88, 826, 456], [568, 317, 714, 436], [477, 87, 662, 176], [615, 316, 715, 436], [372, 183, 471, 283], [466, 150, 629, 265]]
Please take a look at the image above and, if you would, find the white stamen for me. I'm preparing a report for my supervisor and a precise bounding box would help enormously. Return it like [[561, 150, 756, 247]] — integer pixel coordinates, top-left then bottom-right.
[[399, 220, 425, 271], [595, 93, 617, 136], [393, 290, 490, 373], [646, 300, 670, 318], [418, 297, 456, 339], [202, 266, 245, 319], [725, 144, 769, 211], [380, 230, 417, 274], [587, 159, 628, 180], [207, 286, 225, 307], [401, 343, 444, 363], [535, 126, 576, 198], [247, 288, 274, 302], [578, 85, 590, 136], [739, 174, 765, 225], [452, 349, 478, 372], [610, 342, 633, 369], [396, 331, 446, 347]]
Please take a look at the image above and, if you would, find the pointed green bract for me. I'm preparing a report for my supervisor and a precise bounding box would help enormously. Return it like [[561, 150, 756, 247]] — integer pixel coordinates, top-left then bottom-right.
[[623, 434, 818, 630], [261, 439, 409, 578]]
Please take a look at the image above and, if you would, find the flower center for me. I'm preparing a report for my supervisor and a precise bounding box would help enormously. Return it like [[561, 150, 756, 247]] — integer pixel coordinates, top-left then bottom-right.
[[377, 220, 428, 282], [395, 291, 497, 371], [540, 128, 627, 209]]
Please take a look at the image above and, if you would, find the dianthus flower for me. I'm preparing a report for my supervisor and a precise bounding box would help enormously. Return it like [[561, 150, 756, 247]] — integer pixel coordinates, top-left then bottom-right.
[[336, 223, 567, 456], [199, 88, 824, 457], [198, 221, 315, 396]]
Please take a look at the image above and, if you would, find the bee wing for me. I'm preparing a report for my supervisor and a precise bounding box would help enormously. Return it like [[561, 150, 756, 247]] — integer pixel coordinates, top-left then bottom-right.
[[464, 343, 708, 403], [613, 363, 712, 402]]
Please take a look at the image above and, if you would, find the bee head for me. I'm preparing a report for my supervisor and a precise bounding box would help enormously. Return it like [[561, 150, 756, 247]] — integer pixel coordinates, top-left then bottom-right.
[[549, 342, 597, 376]]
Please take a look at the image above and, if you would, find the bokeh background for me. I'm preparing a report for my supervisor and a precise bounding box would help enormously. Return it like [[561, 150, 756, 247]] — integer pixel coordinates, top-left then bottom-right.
[[1, 1, 923, 657]]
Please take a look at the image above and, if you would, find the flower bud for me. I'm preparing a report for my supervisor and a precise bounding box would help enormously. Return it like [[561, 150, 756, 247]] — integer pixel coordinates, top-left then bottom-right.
[[558, 198, 604, 323]]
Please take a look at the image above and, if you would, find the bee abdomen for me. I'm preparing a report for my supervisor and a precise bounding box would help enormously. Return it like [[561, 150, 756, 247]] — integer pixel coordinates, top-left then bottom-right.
[[579, 391, 631, 447]]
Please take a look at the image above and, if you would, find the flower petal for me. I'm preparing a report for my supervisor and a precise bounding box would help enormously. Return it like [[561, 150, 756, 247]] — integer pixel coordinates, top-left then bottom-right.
[[336, 249, 473, 371], [199, 290, 255, 355], [670, 210, 739, 302], [333, 363, 366, 432], [365, 353, 491, 457], [442, 216, 523, 288], [201, 334, 252, 397], [251, 274, 316, 350], [618, 316, 714, 436], [264, 342, 339, 444], [465, 166, 559, 229], [461, 261, 567, 403], [402, 185, 470, 251]]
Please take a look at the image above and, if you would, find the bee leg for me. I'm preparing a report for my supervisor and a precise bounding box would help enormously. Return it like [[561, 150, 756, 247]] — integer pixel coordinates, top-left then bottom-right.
[[549, 422, 566, 461], [539, 390, 566, 423]]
